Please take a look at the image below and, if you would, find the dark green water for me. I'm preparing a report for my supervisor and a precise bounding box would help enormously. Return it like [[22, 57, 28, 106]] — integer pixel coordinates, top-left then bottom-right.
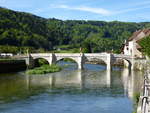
[[0, 62, 143, 113]]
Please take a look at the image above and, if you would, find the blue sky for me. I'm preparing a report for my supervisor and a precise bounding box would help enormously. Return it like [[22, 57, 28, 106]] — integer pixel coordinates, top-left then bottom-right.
[[0, 0, 150, 22]]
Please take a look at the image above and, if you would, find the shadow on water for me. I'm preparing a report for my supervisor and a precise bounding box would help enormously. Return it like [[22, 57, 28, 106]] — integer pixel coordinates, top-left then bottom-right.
[[0, 61, 144, 113]]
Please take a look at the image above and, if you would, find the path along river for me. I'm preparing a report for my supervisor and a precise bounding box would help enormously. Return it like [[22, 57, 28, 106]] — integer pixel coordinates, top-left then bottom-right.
[[0, 61, 143, 113]]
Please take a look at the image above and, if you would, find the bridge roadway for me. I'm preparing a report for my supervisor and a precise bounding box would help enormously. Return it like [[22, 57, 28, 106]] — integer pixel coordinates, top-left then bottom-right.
[[15, 53, 136, 70]]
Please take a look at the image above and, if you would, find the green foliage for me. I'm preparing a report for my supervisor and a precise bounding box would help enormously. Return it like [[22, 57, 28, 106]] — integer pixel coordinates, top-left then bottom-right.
[[0, 45, 43, 54], [26, 64, 61, 74], [38, 59, 49, 66], [134, 92, 140, 104], [133, 92, 140, 113], [0, 7, 51, 50], [139, 36, 150, 57], [63, 58, 76, 63], [52, 48, 80, 53], [0, 7, 150, 53], [0, 45, 18, 53]]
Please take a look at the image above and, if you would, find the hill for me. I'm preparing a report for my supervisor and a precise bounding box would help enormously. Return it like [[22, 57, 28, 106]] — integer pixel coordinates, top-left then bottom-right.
[[0, 7, 150, 53]]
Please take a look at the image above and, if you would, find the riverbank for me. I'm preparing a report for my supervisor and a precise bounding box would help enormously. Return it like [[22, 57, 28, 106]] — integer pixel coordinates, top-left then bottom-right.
[[26, 64, 61, 75], [0, 59, 26, 73]]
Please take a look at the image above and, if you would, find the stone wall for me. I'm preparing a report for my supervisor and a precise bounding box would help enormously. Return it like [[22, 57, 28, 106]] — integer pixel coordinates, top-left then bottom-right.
[[0, 60, 26, 73], [133, 59, 149, 70]]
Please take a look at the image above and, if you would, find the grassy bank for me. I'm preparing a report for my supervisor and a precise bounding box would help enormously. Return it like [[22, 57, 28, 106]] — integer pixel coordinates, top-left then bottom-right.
[[26, 64, 61, 75], [132, 92, 140, 113]]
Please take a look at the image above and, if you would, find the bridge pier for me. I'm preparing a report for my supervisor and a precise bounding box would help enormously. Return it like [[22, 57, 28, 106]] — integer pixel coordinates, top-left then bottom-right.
[[106, 69, 111, 87], [25, 54, 35, 69], [77, 53, 84, 70], [106, 53, 112, 70], [48, 53, 56, 65], [131, 58, 135, 70]]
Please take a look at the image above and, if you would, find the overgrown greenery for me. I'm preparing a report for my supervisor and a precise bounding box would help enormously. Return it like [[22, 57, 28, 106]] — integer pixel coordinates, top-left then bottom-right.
[[26, 64, 61, 74], [0, 45, 37, 54], [1, 7, 150, 53], [63, 58, 76, 63], [133, 92, 140, 113], [139, 36, 150, 57]]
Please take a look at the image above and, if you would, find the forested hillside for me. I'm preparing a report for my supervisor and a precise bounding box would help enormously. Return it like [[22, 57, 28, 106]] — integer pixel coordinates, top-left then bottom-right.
[[0, 7, 150, 53]]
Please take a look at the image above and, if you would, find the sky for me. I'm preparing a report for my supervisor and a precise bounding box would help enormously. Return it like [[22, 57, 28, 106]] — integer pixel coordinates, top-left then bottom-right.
[[0, 0, 150, 22]]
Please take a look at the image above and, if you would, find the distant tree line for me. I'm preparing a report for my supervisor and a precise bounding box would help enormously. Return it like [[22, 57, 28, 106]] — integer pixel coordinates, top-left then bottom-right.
[[0, 7, 150, 53]]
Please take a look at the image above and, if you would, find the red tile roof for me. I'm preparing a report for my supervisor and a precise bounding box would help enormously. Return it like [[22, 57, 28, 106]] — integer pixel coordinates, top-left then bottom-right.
[[128, 30, 142, 41], [128, 28, 150, 41], [136, 44, 142, 49], [143, 29, 150, 36]]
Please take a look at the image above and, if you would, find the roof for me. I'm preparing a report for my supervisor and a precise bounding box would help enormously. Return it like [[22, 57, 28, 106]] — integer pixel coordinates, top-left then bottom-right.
[[128, 30, 142, 41], [128, 28, 150, 41], [136, 44, 142, 49], [121, 28, 150, 52], [143, 29, 150, 36]]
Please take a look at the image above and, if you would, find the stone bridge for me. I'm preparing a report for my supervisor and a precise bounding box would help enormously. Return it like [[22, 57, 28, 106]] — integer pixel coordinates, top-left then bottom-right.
[[22, 53, 135, 70]]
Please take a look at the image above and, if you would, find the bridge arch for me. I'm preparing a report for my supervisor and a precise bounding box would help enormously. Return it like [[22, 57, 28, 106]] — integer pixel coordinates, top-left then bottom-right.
[[55, 58, 78, 69], [55, 56, 82, 69], [123, 59, 132, 69], [32, 57, 52, 66], [34, 58, 50, 67], [114, 58, 132, 69], [86, 57, 107, 65]]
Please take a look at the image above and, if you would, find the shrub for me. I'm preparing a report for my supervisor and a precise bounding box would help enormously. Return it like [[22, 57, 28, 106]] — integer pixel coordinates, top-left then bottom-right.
[[26, 64, 61, 74]]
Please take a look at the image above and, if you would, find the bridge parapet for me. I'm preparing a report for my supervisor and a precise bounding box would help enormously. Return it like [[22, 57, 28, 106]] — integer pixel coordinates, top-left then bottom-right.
[[31, 53, 52, 57], [55, 53, 82, 57], [84, 53, 107, 57], [113, 54, 133, 58]]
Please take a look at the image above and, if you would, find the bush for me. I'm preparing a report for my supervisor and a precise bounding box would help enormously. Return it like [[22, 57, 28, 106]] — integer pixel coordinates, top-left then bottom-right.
[[139, 36, 150, 57], [26, 64, 61, 75]]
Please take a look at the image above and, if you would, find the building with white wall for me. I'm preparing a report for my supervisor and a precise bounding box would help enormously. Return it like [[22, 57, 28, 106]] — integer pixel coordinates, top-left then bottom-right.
[[122, 29, 150, 58]]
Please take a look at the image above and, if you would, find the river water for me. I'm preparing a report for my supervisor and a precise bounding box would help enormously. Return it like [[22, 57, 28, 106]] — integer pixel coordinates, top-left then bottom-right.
[[0, 62, 143, 113]]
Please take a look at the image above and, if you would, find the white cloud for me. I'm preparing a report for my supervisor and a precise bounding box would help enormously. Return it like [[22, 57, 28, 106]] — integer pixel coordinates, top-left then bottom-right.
[[31, 1, 150, 19], [50, 4, 112, 16], [115, 5, 150, 14], [113, 1, 150, 15]]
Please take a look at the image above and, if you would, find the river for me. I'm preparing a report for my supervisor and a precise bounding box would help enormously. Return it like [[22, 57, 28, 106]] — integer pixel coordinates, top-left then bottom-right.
[[0, 61, 143, 113]]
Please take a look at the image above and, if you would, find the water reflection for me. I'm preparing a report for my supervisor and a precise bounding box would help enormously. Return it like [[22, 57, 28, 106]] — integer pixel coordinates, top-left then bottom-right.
[[0, 68, 143, 102], [0, 65, 144, 113], [26, 69, 112, 90], [106, 69, 111, 87], [121, 68, 143, 99]]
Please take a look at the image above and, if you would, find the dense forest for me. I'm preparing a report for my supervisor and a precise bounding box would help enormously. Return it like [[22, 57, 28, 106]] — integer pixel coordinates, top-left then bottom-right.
[[1, 7, 150, 53]]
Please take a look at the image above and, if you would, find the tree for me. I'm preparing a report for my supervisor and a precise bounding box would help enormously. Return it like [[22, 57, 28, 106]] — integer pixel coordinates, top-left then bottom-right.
[[139, 36, 150, 57]]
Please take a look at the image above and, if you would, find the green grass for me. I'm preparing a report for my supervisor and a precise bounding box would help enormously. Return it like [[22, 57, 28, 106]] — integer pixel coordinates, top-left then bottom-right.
[[26, 64, 61, 75], [132, 92, 140, 113], [0, 58, 15, 61], [63, 58, 76, 63]]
